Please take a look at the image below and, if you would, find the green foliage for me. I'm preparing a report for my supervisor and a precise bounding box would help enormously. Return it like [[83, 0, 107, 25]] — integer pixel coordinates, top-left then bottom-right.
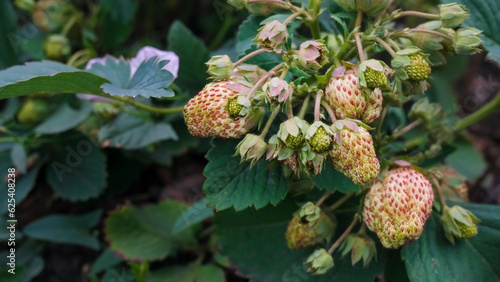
[[312, 161, 358, 193], [0, 0, 19, 69], [402, 203, 500, 281], [45, 137, 107, 200], [147, 263, 225, 282], [105, 200, 200, 261], [203, 139, 290, 211], [24, 210, 102, 249]]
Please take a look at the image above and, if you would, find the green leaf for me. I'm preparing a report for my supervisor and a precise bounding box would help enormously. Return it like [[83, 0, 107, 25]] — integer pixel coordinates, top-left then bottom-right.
[[441, 0, 500, 64], [147, 263, 225, 282], [10, 143, 26, 174], [445, 137, 487, 180], [0, 61, 108, 99], [172, 198, 214, 234], [167, 21, 210, 96], [0, 0, 19, 69], [214, 197, 384, 281], [105, 200, 200, 261], [24, 210, 102, 250], [98, 58, 175, 98], [99, 113, 178, 150], [0, 240, 44, 281], [45, 138, 107, 201], [90, 249, 123, 275], [0, 98, 20, 125], [402, 203, 500, 281], [0, 152, 44, 214], [203, 139, 290, 211], [236, 15, 264, 56], [312, 161, 359, 193], [100, 0, 139, 23], [34, 101, 93, 134]]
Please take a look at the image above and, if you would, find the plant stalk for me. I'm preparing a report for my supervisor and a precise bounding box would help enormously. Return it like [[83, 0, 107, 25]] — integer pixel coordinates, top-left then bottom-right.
[[328, 216, 358, 254], [454, 91, 500, 132]]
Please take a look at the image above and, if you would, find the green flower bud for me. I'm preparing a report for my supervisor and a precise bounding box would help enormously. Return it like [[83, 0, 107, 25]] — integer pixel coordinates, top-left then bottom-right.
[[206, 55, 234, 80], [408, 97, 442, 128], [17, 99, 51, 125], [235, 134, 267, 167], [439, 3, 469, 28], [441, 205, 480, 244], [453, 28, 483, 55], [304, 249, 334, 275], [340, 226, 376, 267]]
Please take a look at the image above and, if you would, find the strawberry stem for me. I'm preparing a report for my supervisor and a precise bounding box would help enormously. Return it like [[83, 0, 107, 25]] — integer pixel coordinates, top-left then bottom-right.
[[283, 11, 302, 26], [320, 100, 336, 122], [246, 63, 284, 99], [327, 192, 355, 211], [314, 91, 323, 122], [355, 33, 366, 62], [395, 11, 440, 20], [91, 93, 184, 114], [431, 175, 447, 209], [234, 48, 271, 67], [373, 37, 396, 57], [315, 191, 332, 206], [391, 29, 453, 40], [298, 94, 311, 119], [375, 105, 389, 144], [454, 90, 500, 132], [259, 105, 281, 138], [328, 216, 358, 254]]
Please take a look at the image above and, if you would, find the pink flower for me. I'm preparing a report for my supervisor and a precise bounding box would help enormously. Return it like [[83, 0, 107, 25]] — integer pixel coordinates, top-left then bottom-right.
[[130, 46, 179, 78], [77, 47, 179, 102]]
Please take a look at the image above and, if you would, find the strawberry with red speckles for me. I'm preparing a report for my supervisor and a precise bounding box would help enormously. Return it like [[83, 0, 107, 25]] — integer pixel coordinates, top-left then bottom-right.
[[325, 66, 383, 124], [328, 120, 380, 185], [363, 167, 434, 248], [184, 80, 257, 138]]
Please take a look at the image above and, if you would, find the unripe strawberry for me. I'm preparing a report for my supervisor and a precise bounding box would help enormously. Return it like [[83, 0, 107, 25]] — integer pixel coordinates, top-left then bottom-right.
[[306, 121, 334, 153], [285, 202, 335, 249], [405, 54, 431, 81], [363, 167, 434, 249], [328, 126, 380, 185], [325, 69, 366, 120], [364, 67, 388, 88], [17, 99, 51, 125], [456, 221, 477, 239], [278, 117, 308, 149], [184, 80, 256, 138], [325, 68, 383, 124]]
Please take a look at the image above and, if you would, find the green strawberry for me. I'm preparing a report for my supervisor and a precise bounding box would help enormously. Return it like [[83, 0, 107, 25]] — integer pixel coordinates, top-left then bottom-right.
[[456, 221, 478, 239], [17, 99, 51, 125], [405, 54, 431, 81]]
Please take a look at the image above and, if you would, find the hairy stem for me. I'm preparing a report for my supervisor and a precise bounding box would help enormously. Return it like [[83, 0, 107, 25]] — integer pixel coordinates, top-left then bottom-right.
[[454, 90, 500, 132], [376, 106, 389, 143], [298, 95, 311, 119], [373, 37, 396, 57], [314, 91, 323, 122], [283, 11, 302, 26], [259, 105, 281, 138], [396, 10, 440, 20], [431, 175, 447, 209], [393, 28, 453, 40], [394, 120, 421, 137], [328, 216, 358, 254], [234, 49, 271, 68], [327, 192, 355, 211], [355, 33, 365, 61], [316, 191, 332, 206], [386, 37, 402, 51], [92, 93, 184, 114], [246, 64, 284, 99], [321, 100, 336, 122]]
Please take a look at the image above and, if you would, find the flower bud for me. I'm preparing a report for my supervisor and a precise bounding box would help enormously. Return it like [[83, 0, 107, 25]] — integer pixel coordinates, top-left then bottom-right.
[[232, 64, 267, 84], [278, 117, 309, 149], [298, 40, 329, 70], [17, 99, 51, 125], [43, 34, 71, 61], [206, 55, 234, 80], [262, 77, 292, 102], [340, 227, 376, 267], [408, 97, 442, 129], [453, 28, 483, 55], [33, 0, 79, 33], [441, 205, 480, 244], [439, 3, 469, 28], [304, 249, 334, 275], [254, 20, 288, 53], [235, 134, 267, 167]]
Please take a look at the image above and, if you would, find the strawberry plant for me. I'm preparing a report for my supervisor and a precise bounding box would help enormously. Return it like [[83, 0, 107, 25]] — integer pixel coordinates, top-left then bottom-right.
[[1, 0, 500, 281]]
